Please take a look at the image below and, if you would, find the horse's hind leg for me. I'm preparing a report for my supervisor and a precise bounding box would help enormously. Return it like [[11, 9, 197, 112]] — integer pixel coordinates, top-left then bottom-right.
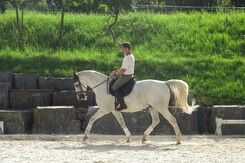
[[84, 109, 109, 141], [158, 107, 181, 144], [142, 108, 160, 143], [112, 111, 132, 143]]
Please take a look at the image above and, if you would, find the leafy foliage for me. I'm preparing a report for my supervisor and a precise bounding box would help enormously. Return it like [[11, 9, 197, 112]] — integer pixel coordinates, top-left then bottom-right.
[[0, 12, 244, 105]]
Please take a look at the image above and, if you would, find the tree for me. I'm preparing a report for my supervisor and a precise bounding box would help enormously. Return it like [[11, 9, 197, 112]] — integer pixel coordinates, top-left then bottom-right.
[[99, 0, 132, 44], [9, 0, 39, 50], [134, 0, 159, 5], [9, 0, 26, 50], [215, 0, 232, 7], [47, 0, 80, 48], [0, 0, 6, 13], [57, 0, 65, 47]]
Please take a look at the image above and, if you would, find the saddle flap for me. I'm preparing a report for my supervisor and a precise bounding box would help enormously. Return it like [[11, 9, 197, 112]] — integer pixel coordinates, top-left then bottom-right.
[[109, 77, 136, 97]]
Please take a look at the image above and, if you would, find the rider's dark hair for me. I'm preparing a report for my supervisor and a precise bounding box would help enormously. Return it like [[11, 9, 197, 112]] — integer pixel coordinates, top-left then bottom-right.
[[121, 42, 131, 50]]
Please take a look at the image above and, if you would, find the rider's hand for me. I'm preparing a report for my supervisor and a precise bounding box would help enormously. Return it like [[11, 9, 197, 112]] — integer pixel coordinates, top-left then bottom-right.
[[109, 72, 116, 78]]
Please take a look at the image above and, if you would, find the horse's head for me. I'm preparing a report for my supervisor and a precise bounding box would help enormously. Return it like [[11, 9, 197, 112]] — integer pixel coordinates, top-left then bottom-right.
[[73, 72, 88, 101], [73, 70, 107, 101]]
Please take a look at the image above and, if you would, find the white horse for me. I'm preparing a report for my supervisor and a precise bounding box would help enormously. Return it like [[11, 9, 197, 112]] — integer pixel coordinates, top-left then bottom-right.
[[74, 70, 198, 144]]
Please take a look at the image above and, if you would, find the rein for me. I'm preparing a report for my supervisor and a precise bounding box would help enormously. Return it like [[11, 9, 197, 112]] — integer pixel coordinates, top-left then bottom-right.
[[75, 77, 110, 95], [91, 77, 110, 90]]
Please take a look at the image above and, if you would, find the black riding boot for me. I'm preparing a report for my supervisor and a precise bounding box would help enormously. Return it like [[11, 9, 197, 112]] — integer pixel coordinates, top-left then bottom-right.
[[114, 91, 127, 111]]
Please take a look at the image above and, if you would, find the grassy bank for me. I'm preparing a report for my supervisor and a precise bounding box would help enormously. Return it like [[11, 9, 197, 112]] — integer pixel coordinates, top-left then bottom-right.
[[0, 12, 244, 105]]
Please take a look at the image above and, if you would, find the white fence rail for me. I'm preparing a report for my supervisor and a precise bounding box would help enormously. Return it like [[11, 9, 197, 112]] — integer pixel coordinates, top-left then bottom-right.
[[215, 117, 245, 136]]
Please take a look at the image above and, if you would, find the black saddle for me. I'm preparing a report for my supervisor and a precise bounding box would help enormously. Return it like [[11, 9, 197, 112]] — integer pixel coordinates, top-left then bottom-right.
[[109, 76, 136, 97]]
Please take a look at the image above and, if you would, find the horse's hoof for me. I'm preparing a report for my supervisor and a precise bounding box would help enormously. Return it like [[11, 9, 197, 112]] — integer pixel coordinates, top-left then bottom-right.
[[176, 141, 181, 145], [83, 135, 89, 141], [126, 137, 131, 143], [142, 137, 147, 143]]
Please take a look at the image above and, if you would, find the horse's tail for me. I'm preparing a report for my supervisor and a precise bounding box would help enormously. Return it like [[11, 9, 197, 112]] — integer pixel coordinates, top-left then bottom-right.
[[166, 79, 198, 114]]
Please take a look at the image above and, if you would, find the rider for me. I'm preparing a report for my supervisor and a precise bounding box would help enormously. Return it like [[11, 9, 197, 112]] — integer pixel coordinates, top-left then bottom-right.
[[110, 42, 135, 111]]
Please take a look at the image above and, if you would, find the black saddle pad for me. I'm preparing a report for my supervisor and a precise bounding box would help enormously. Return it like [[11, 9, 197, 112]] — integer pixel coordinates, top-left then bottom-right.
[[109, 76, 136, 97]]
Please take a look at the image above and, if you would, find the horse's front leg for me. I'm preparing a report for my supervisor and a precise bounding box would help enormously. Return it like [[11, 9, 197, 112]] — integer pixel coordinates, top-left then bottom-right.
[[84, 109, 109, 141], [112, 111, 132, 143]]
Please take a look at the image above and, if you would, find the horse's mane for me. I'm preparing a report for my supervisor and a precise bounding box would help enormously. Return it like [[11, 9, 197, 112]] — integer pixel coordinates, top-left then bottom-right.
[[76, 70, 107, 78]]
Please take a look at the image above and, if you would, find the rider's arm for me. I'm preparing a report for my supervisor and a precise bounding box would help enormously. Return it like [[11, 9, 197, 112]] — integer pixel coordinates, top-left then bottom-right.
[[113, 68, 120, 73], [110, 68, 120, 78], [109, 68, 126, 78], [115, 68, 126, 75]]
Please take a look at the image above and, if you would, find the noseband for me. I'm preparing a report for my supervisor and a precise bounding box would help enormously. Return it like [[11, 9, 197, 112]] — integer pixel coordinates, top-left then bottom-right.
[[74, 77, 109, 101], [74, 80, 88, 101]]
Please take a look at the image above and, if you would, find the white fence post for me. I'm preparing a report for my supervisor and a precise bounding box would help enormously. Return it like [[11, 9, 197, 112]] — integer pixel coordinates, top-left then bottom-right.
[[0, 121, 4, 134], [215, 117, 223, 136]]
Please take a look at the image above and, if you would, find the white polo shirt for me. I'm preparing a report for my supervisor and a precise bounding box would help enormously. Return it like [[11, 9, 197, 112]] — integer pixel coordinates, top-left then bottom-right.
[[121, 54, 135, 75]]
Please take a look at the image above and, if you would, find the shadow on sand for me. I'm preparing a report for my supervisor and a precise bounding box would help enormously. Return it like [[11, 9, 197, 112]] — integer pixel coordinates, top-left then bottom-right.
[[53, 140, 179, 152]]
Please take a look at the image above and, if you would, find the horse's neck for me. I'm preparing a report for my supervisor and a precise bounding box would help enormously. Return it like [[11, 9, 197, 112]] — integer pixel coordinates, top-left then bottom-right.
[[87, 74, 109, 106], [87, 74, 107, 93]]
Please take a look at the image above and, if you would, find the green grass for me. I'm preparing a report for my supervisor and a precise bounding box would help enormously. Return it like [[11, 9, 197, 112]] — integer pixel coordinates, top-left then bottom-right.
[[0, 12, 244, 106]]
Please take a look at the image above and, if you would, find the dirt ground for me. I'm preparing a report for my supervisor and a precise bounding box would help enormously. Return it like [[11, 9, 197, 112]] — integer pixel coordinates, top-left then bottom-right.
[[0, 134, 245, 163]]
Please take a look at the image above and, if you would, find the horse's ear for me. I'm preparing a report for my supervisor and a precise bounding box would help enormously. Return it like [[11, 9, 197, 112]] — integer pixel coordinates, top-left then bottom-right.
[[73, 72, 78, 81]]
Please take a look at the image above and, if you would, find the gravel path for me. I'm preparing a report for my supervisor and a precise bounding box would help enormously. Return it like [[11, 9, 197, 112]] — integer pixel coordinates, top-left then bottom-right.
[[0, 135, 245, 163]]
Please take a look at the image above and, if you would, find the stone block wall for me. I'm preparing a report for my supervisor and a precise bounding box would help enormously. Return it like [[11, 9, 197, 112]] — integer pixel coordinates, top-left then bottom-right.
[[0, 71, 244, 135], [53, 90, 87, 108], [0, 82, 11, 109], [0, 110, 32, 134], [14, 73, 40, 89], [0, 72, 13, 109], [32, 106, 81, 134], [0, 72, 91, 110], [0, 71, 13, 87], [83, 107, 198, 135], [9, 89, 53, 109], [84, 106, 245, 135], [0, 71, 90, 134], [39, 77, 74, 91]]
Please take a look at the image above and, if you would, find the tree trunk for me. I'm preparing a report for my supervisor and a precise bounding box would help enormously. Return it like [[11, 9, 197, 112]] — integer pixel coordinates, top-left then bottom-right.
[[58, 0, 65, 48], [107, 10, 119, 44], [15, 5, 21, 50], [0, 1, 6, 13], [20, 6, 24, 51], [15, 4, 24, 51]]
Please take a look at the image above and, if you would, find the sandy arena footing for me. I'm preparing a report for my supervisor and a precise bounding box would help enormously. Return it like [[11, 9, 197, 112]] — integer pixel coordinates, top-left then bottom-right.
[[0, 135, 245, 163]]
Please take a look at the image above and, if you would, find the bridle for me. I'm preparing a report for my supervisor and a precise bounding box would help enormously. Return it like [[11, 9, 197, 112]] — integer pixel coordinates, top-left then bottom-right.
[[74, 76, 109, 101]]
